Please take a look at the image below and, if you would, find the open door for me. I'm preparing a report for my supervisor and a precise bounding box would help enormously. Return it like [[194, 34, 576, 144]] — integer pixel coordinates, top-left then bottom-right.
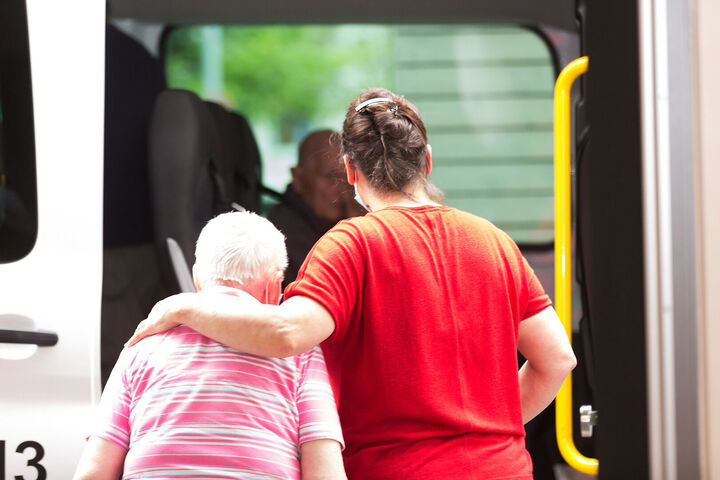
[[578, 0, 649, 478]]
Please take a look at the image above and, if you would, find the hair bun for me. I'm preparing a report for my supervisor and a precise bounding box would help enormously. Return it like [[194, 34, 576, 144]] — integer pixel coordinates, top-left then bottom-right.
[[342, 88, 441, 200]]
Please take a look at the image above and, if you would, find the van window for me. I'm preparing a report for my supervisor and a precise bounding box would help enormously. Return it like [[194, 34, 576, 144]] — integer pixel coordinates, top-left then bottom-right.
[[0, 0, 38, 263], [165, 25, 555, 244]]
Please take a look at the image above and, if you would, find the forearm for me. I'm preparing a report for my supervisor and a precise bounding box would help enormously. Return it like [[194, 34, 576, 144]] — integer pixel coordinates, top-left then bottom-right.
[[178, 293, 333, 358], [179, 293, 293, 357], [128, 291, 336, 356], [518, 360, 569, 424]]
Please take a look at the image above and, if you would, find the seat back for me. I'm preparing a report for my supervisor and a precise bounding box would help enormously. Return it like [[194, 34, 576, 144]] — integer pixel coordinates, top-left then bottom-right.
[[148, 90, 263, 292], [148, 89, 216, 290]]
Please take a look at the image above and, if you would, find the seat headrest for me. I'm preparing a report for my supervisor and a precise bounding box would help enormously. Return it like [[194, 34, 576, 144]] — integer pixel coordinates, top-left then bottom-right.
[[148, 90, 264, 292], [205, 102, 262, 212]]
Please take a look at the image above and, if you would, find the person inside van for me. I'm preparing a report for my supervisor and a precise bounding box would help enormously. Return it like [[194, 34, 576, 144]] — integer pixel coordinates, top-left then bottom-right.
[[268, 129, 355, 288], [72, 211, 345, 480]]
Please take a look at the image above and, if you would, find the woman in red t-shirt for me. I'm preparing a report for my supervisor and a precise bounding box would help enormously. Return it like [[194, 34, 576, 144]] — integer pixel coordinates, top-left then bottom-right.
[[129, 88, 576, 480]]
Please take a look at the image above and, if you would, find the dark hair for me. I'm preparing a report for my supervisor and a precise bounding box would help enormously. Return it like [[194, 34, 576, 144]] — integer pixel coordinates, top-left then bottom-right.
[[341, 88, 443, 201]]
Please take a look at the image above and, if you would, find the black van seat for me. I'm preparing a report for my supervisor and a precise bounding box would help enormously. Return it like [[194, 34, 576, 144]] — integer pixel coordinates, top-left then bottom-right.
[[232, 111, 263, 212], [148, 90, 263, 293], [101, 24, 168, 387], [205, 102, 263, 213], [148, 89, 217, 292]]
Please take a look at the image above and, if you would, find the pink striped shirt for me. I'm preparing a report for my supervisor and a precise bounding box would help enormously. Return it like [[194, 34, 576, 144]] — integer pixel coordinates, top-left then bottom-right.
[[93, 293, 343, 479]]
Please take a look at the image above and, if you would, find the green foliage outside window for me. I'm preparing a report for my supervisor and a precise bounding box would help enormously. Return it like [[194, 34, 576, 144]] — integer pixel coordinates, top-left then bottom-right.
[[165, 24, 556, 244], [167, 26, 394, 141]]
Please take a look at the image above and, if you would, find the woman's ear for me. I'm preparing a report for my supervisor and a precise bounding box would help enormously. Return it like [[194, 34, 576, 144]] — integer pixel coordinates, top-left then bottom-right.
[[426, 144, 433, 176], [343, 155, 356, 186]]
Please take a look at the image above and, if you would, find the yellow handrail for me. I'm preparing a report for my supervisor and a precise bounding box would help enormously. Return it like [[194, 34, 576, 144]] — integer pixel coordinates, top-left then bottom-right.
[[553, 56, 598, 476]]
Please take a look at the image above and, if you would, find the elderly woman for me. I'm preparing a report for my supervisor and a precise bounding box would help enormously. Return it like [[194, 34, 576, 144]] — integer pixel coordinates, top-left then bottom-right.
[[129, 88, 576, 480]]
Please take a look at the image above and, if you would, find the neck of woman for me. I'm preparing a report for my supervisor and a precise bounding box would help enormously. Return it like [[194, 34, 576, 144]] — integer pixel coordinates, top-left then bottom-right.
[[364, 182, 439, 212]]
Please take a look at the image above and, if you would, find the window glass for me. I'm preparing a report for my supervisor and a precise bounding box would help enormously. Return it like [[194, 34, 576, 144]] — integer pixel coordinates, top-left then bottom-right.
[[166, 24, 554, 244], [0, 0, 38, 263]]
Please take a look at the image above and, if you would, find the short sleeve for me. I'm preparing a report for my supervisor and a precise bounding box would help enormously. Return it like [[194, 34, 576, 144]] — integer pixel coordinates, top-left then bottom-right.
[[521, 255, 553, 319], [296, 347, 344, 448], [284, 222, 365, 342], [90, 349, 132, 450]]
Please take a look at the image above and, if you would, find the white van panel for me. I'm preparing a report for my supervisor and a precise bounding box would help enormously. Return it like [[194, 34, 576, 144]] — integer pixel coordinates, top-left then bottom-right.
[[0, 0, 105, 477]]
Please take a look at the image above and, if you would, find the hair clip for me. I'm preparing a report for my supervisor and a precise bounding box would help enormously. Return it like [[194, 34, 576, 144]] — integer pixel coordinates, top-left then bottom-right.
[[355, 97, 392, 112], [389, 105, 398, 115]]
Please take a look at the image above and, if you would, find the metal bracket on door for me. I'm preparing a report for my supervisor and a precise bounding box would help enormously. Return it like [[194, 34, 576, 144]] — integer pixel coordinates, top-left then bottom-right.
[[579, 405, 598, 438]]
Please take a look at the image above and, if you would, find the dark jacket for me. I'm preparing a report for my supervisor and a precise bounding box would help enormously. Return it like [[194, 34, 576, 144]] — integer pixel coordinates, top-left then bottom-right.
[[267, 185, 335, 289]]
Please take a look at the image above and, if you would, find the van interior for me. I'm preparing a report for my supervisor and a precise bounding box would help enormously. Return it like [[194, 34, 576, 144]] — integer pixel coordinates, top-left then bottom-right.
[[101, 2, 590, 477]]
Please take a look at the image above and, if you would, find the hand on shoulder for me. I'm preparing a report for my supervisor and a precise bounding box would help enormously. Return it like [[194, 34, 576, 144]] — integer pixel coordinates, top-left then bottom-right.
[[125, 292, 197, 347]]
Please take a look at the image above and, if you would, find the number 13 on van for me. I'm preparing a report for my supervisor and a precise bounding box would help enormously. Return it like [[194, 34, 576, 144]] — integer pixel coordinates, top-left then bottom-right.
[[0, 440, 47, 480]]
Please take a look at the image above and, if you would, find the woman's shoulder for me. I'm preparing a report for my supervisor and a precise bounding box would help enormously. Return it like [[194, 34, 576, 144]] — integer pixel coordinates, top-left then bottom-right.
[[439, 207, 521, 247], [304, 216, 368, 259], [326, 205, 510, 243], [326, 210, 390, 238], [315, 210, 406, 252], [326, 215, 367, 237], [410, 205, 501, 231], [334, 205, 494, 230]]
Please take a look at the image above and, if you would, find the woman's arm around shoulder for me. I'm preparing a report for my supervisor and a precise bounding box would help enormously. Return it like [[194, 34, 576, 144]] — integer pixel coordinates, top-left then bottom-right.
[[126, 291, 335, 358]]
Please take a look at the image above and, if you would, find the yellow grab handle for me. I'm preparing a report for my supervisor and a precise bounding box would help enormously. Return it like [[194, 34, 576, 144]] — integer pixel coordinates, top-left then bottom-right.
[[553, 56, 598, 476]]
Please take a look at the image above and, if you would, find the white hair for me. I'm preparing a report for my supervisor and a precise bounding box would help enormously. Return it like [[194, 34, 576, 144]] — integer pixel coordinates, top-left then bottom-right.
[[193, 211, 288, 289]]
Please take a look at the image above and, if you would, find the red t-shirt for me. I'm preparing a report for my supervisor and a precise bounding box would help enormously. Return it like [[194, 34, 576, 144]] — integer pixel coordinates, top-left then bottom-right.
[[285, 205, 552, 480]]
